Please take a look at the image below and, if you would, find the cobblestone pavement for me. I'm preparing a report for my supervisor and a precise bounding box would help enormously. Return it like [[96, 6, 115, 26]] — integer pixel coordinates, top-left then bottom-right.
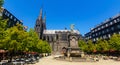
[[35, 56, 120, 65]]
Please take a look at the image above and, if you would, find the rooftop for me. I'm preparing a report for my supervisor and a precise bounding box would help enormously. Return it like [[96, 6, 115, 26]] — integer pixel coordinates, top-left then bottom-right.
[[92, 13, 120, 30], [43, 30, 80, 34]]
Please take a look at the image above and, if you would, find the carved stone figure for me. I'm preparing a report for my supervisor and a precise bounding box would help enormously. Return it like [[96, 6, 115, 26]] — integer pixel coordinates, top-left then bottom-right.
[[70, 24, 75, 32]]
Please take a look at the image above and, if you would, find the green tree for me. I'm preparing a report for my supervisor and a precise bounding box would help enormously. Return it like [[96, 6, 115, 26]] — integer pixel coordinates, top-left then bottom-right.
[[27, 28, 39, 52], [0, 0, 4, 12], [0, 0, 6, 48], [3, 24, 25, 51], [87, 40, 95, 53], [37, 40, 51, 53], [96, 39, 109, 52], [109, 33, 120, 51], [1, 24, 27, 61], [78, 39, 87, 51], [0, 16, 52, 57], [42, 41, 51, 53], [27, 28, 51, 53], [0, 17, 8, 49], [36, 40, 43, 53], [0, 0, 4, 7]]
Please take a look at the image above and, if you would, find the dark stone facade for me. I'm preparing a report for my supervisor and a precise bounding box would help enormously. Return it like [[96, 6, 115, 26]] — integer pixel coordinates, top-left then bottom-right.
[[85, 14, 120, 42], [35, 9, 82, 54], [34, 8, 46, 39], [42, 30, 81, 54]]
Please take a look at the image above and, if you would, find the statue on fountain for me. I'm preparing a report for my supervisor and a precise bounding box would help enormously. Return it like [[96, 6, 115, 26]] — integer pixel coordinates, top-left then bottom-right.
[[70, 24, 74, 33], [63, 24, 82, 58]]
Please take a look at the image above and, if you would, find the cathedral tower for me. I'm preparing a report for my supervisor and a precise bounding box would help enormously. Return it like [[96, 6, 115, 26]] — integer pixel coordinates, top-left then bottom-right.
[[35, 8, 46, 39], [43, 12, 46, 30]]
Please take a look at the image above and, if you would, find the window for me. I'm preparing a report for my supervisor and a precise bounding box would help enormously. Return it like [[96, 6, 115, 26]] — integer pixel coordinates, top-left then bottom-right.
[[110, 22, 113, 25], [111, 27, 114, 31], [101, 26, 104, 28], [10, 16, 13, 19], [99, 32, 101, 35], [95, 29, 97, 32], [98, 28, 100, 30], [96, 33, 98, 36], [98, 28, 99, 30], [7, 13, 10, 17], [108, 34, 111, 38], [106, 29, 109, 32], [8, 21, 11, 26], [93, 38, 95, 41], [117, 18, 120, 22], [102, 30, 105, 34], [14, 18, 16, 21], [114, 20, 117, 23], [90, 36, 91, 38], [117, 25, 120, 29], [50, 36, 52, 41], [96, 38, 98, 40], [5, 11, 7, 15], [61, 33, 67, 41], [106, 24, 108, 27]]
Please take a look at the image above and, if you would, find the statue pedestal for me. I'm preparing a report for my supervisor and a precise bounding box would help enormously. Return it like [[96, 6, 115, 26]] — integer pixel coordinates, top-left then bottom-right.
[[66, 47, 81, 57], [66, 33, 82, 57]]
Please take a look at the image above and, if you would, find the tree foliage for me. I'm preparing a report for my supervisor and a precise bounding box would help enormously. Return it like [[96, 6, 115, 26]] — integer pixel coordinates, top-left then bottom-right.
[[96, 39, 109, 52], [37, 40, 51, 53], [78, 40, 96, 53], [27, 28, 51, 53], [0, 0, 4, 12], [2, 24, 28, 52], [87, 40, 96, 53], [0, 17, 8, 48], [109, 33, 120, 51], [0, 18, 51, 53], [78, 33, 120, 54], [27, 28, 39, 52], [0, 0, 4, 7], [78, 40, 87, 51]]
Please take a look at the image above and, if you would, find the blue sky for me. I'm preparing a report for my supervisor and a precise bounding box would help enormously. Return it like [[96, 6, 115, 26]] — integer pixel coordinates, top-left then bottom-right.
[[3, 0, 120, 35]]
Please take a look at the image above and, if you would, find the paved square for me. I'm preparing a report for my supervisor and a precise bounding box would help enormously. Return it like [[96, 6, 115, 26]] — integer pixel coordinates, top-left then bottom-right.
[[35, 56, 120, 65]]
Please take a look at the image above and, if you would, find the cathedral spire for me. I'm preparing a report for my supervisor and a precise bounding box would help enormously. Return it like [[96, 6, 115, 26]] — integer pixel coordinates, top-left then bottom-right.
[[43, 12, 46, 23], [43, 12, 46, 30], [39, 7, 43, 20]]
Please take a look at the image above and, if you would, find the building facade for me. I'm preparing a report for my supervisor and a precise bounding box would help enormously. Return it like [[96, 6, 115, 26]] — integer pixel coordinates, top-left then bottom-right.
[[85, 14, 120, 42], [0, 7, 23, 27], [35, 9, 82, 54], [43, 30, 80, 53]]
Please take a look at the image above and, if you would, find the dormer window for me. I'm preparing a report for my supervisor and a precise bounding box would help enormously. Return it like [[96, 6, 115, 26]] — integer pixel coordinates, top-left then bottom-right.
[[98, 28, 100, 30], [114, 20, 117, 23], [7, 13, 10, 17], [106, 24, 108, 27], [101, 26, 104, 28], [10, 15, 13, 19], [117, 18, 120, 22], [110, 22, 113, 25]]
